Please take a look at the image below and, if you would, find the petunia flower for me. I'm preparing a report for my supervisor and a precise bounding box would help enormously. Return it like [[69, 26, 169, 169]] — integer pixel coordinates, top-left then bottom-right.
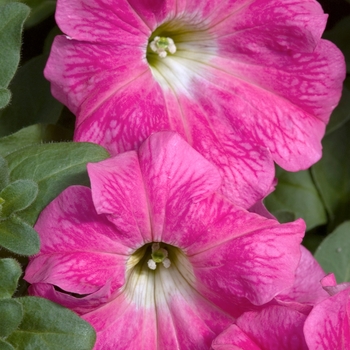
[[25, 132, 305, 349], [44, 0, 345, 207]]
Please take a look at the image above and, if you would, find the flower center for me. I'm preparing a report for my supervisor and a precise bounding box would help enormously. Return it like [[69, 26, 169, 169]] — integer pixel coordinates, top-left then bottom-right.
[[124, 242, 195, 307], [148, 242, 171, 270], [149, 36, 177, 58], [146, 20, 216, 92]]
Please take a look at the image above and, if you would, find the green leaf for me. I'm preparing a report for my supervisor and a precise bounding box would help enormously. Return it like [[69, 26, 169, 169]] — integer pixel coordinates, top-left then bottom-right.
[[7, 297, 96, 350], [0, 124, 73, 157], [0, 55, 63, 136], [0, 88, 11, 109], [0, 258, 22, 299], [311, 120, 350, 228], [6, 142, 109, 225], [0, 156, 9, 190], [0, 180, 38, 218], [323, 16, 350, 73], [0, 299, 23, 338], [302, 229, 325, 254], [22, 0, 56, 29], [0, 215, 39, 255], [272, 210, 296, 224], [0, 3, 30, 92], [264, 167, 327, 230], [0, 339, 15, 350], [326, 81, 350, 135], [314, 221, 350, 283]]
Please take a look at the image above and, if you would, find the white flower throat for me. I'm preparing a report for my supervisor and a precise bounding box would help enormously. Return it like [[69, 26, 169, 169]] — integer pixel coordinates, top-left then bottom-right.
[[124, 242, 195, 308], [146, 21, 216, 92]]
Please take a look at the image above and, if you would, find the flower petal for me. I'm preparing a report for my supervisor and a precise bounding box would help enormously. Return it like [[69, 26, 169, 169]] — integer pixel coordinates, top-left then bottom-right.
[[210, 0, 327, 53], [235, 305, 308, 350], [88, 152, 152, 247], [83, 293, 158, 350], [25, 186, 130, 298], [55, 0, 151, 42], [28, 282, 117, 315], [187, 38, 345, 170], [277, 246, 328, 304], [28, 186, 129, 254], [304, 286, 350, 349], [44, 36, 149, 116], [211, 324, 263, 350], [137, 132, 221, 241], [26, 251, 126, 295], [186, 202, 305, 306]]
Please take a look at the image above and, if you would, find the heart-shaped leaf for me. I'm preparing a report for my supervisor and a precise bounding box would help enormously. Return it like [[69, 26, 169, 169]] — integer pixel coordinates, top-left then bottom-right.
[[0, 180, 38, 218], [315, 221, 350, 283], [0, 215, 39, 255], [0, 299, 23, 338], [7, 297, 96, 350], [5, 142, 109, 225], [0, 258, 22, 299], [0, 2, 29, 109]]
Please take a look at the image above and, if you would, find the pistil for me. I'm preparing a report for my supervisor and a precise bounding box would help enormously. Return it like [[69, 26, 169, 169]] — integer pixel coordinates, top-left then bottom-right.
[[147, 242, 171, 270], [149, 36, 177, 58]]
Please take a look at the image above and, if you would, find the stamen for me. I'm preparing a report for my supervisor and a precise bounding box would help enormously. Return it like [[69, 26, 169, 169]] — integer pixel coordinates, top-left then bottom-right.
[[162, 258, 171, 268], [147, 243, 172, 270], [149, 36, 177, 58], [147, 259, 157, 270]]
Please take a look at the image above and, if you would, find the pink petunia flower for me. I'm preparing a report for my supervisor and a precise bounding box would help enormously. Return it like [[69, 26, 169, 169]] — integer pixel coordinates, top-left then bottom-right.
[[44, 0, 345, 207], [303, 274, 350, 350], [25, 132, 305, 349]]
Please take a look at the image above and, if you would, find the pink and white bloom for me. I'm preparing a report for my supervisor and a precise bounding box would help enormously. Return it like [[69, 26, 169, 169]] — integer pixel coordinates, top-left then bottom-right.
[[45, 0, 345, 206], [304, 274, 350, 350], [25, 132, 305, 349]]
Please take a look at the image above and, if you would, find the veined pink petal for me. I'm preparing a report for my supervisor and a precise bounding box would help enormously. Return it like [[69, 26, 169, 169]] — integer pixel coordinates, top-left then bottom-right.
[[45, 36, 149, 117], [137, 131, 222, 241], [276, 246, 328, 305], [88, 152, 152, 246], [304, 282, 350, 349], [188, 208, 305, 307], [26, 252, 125, 295], [29, 186, 130, 254], [214, 305, 308, 350], [188, 39, 344, 170], [83, 293, 158, 350], [211, 324, 261, 350], [210, 0, 327, 52], [29, 282, 116, 315], [55, 0, 151, 42], [24, 186, 129, 296]]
